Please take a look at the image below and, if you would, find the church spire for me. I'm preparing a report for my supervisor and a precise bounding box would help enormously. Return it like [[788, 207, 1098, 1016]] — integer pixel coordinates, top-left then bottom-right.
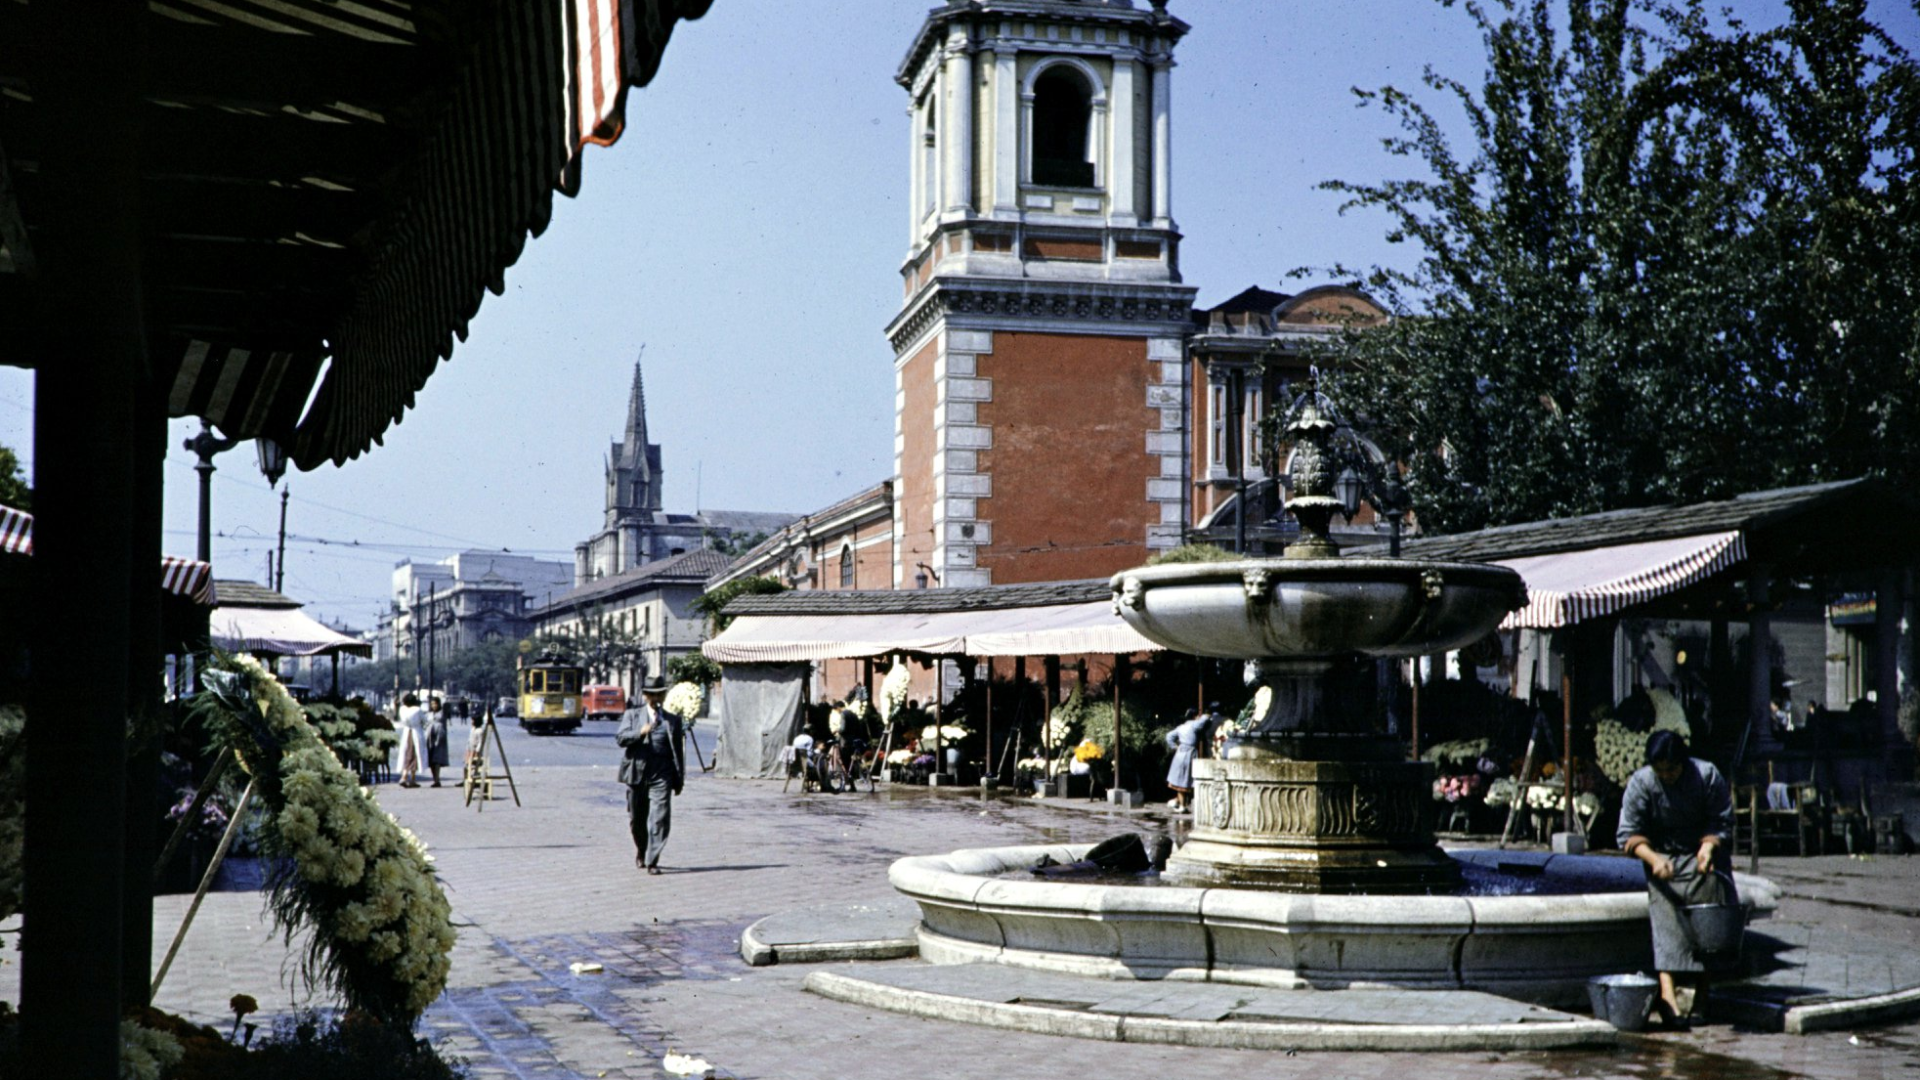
[[624, 347, 649, 464]]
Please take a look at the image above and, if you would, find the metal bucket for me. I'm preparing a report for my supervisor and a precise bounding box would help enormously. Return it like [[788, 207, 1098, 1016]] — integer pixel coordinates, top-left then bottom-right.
[[1587, 973, 1658, 1032], [1686, 901, 1745, 955]]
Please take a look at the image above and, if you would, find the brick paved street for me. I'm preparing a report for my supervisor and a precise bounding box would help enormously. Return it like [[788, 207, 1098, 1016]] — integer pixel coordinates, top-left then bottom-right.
[[3, 719, 1917, 1078]]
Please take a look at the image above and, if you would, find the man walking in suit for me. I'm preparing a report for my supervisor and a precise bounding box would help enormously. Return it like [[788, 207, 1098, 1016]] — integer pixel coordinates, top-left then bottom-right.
[[616, 676, 685, 875]]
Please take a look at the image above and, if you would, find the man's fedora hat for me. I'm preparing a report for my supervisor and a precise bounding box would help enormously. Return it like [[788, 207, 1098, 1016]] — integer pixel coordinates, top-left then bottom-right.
[[639, 676, 670, 695]]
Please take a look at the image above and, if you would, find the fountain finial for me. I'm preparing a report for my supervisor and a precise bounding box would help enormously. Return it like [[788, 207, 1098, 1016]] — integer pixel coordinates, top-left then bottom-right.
[[1281, 388, 1344, 558]]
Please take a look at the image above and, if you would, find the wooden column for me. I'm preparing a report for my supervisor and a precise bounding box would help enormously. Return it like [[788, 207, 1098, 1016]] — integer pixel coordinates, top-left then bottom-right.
[[1875, 567, 1902, 750], [122, 393, 167, 1007], [983, 656, 994, 784], [1748, 566, 1774, 760], [1045, 656, 1061, 777], [24, 4, 144, 1072], [1112, 654, 1129, 795]]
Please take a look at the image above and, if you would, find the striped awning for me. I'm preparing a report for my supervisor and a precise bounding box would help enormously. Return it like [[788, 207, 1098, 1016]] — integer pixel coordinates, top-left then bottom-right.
[[703, 601, 1163, 663], [0, 503, 26, 556], [0, 504, 214, 604], [1497, 531, 1747, 629]]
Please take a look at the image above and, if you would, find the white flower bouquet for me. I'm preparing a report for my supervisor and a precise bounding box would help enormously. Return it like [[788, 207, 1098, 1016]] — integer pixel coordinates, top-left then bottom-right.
[[193, 654, 455, 1024], [879, 659, 910, 720], [663, 681, 705, 720]]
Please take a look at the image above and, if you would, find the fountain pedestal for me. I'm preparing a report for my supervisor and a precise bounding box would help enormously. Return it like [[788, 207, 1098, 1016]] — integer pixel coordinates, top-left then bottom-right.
[[1167, 756, 1459, 893]]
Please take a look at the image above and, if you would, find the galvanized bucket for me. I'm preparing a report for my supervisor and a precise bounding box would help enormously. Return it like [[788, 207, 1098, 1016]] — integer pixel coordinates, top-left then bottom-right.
[[1587, 973, 1659, 1032], [1685, 901, 1745, 956]]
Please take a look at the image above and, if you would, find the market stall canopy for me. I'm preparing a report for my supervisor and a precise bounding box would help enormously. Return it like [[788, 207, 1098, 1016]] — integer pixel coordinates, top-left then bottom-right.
[[209, 579, 370, 658], [0, 0, 714, 469], [0, 502, 214, 604], [704, 580, 1163, 663], [1496, 531, 1746, 630], [1357, 478, 1920, 628]]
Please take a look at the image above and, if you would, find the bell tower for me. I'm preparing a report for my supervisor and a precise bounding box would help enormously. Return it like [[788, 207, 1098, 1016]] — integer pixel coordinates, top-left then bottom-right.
[[888, 0, 1196, 589]]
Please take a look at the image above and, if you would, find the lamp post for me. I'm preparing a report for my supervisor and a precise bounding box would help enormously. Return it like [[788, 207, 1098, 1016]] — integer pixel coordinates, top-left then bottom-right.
[[183, 421, 238, 563]]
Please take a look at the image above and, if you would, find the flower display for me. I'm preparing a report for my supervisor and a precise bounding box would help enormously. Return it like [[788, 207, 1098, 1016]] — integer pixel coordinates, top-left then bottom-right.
[[1595, 706, 1690, 787], [1421, 738, 1493, 767], [1430, 773, 1486, 802], [0, 704, 23, 922], [192, 654, 455, 1025], [1073, 738, 1105, 763], [663, 681, 705, 720], [120, 1017, 185, 1080], [1484, 777, 1520, 808], [919, 724, 970, 744], [879, 659, 910, 720], [1522, 784, 1602, 816]]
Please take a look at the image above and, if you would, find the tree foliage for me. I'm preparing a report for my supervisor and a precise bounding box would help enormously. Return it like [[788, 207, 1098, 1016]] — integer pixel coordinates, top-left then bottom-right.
[[690, 575, 788, 633], [0, 443, 28, 510], [1319, 0, 1919, 533]]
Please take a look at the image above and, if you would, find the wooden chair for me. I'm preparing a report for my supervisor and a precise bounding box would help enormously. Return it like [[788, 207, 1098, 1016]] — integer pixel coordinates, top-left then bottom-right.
[[1739, 774, 1825, 857]]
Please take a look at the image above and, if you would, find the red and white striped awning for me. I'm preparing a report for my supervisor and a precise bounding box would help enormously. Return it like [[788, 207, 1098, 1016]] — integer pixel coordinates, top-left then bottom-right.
[[0, 504, 214, 605], [1497, 531, 1747, 629], [0, 503, 27, 556]]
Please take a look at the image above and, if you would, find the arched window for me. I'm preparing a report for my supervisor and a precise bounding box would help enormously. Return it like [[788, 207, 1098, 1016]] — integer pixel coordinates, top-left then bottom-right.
[[1032, 65, 1095, 187], [839, 544, 855, 588]]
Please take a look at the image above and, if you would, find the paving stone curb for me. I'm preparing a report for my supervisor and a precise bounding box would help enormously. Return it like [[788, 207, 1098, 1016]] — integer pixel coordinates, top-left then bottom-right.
[[802, 970, 1619, 1052], [739, 922, 917, 966]]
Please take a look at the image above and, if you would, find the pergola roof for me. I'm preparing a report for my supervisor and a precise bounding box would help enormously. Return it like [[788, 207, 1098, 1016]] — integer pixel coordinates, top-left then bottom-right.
[[0, 0, 714, 469]]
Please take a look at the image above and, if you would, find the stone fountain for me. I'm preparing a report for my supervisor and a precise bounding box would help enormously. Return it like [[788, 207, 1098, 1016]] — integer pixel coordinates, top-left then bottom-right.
[[1109, 391, 1526, 892], [883, 390, 1773, 1005]]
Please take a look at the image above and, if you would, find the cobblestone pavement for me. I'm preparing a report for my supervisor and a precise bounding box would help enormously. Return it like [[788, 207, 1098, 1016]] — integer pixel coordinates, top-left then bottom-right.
[[4, 724, 1918, 1079]]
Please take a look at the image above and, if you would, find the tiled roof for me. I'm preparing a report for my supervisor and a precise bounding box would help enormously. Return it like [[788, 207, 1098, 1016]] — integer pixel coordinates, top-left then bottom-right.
[[535, 547, 730, 614], [710, 481, 893, 585], [212, 579, 302, 609], [723, 579, 1110, 617], [1360, 479, 1890, 562]]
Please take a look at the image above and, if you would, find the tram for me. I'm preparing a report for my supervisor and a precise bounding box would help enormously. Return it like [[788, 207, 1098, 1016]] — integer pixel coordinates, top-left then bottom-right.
[[516, 655, 584, 735]]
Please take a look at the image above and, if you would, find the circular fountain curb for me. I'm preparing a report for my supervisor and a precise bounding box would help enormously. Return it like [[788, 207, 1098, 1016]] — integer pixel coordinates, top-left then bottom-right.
[[802, 970, 1619, 1051], [739, 896, 921, 966]]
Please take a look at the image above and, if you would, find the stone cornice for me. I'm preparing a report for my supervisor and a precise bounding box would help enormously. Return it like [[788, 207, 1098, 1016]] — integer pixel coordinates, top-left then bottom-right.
[[887, 277, 1198, 355], [896, 2, 1190, 89]]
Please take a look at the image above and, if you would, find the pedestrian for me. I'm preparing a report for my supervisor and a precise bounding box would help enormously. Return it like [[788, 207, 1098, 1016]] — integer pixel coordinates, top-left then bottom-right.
[[1617, 730, 1737, 1029], [397, 692, 426, 788], [616, 676, 686, 875], [425, 695, 450, 788], [1164, 707, 1211, 813]]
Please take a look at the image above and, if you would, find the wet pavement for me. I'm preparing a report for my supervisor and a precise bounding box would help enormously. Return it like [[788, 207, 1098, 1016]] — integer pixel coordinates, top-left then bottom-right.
[[3, 717, 1916, 1078]]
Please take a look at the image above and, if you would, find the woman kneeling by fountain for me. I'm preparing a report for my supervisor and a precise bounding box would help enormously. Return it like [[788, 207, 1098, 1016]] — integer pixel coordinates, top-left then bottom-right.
[[1617, 731, 1738, 1029]]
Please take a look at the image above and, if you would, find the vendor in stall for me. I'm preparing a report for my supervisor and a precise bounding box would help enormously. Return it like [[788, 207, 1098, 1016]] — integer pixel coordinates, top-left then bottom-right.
[[1616, 730, 1738, 1029]]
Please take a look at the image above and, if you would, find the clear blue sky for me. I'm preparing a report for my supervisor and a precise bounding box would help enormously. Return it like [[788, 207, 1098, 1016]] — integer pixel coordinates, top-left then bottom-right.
[[1, 1, 1915, 628]]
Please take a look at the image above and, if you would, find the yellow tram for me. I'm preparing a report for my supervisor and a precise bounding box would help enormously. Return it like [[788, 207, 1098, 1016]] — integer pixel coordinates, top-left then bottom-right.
[[516, 655, 583, 735]]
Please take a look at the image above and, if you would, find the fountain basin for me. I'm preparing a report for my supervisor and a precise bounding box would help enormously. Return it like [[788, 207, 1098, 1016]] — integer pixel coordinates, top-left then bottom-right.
[[892, 844, 1777, 1007], [1111, 558, 1527, 661]]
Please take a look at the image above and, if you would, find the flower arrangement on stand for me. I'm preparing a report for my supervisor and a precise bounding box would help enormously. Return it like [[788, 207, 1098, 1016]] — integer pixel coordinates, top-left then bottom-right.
[[663, 681, 705, 722], [1595, 694, 1690, 787], [191, 653, 455, 1027]]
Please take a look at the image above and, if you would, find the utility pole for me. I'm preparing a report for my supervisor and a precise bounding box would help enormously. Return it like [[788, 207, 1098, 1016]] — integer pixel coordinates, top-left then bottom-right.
[[274, 485, 288, 592]]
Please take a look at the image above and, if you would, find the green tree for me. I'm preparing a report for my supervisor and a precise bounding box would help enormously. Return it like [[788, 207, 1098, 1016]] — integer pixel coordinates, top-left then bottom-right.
[[0, 442, 28, 510], [690, 575, 788, 634], [1318, 0, 1918, 533]]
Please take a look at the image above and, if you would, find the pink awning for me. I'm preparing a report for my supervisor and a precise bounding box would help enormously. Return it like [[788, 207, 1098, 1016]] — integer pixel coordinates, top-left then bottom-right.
[[702, 600, 1162, 663], [1497, 531, 1747, 629]]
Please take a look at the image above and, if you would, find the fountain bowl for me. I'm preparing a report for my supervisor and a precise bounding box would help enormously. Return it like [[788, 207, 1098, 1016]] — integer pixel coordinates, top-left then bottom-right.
[[891, 844, 1777, 1007], [1111, 557, 1527, 661]]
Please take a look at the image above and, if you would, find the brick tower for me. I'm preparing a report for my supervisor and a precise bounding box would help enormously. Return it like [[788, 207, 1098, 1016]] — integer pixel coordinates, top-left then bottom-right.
[[887, 0, 1196, 588]]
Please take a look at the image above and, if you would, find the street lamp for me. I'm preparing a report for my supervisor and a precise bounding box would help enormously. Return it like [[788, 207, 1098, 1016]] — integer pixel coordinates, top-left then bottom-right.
[[183, 421, 238, 563]]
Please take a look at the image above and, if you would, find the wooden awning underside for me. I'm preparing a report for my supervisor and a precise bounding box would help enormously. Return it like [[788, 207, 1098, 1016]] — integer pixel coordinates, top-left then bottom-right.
[[0, 0, 713, 469]]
